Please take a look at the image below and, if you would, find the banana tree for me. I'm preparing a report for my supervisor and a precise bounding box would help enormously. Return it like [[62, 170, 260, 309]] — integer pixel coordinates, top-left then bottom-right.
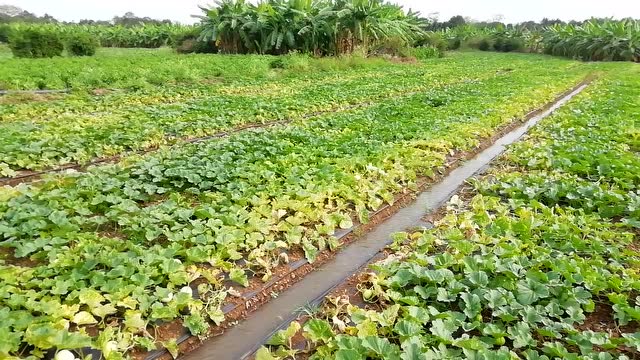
[[199, 0, 254, 53], [259, 0, 311, 54], [298, 4, 335, 55], [542, 19, 640, 62], [333, 0, 422, 55]]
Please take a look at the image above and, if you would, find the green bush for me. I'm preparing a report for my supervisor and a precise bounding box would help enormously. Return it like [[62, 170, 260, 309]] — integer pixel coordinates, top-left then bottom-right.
[[463, 36, 492, 51], [0, 24, 11, 43], [282, 52, 312, 71], [269, 58, 286, 69], [66, 33, 99, 56], [493, 35, 524, 52], [478, 38, 492, 51], [492, 36, 505, 51], [370, 37, 413, 58], [447, 38, 461, 50], [411, 46, 444, 59], [175, 38, 218, 54], [8, 28, 64, 58], [175, 38, 217, 54], [502, 37, 524, 52], [173, 28, 217, 54], [269, 52, 312, 71], [417, 32, 448, 53]]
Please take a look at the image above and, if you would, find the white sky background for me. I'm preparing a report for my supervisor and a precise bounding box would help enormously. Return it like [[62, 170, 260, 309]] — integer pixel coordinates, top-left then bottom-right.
[[4, 0, 640, 24]]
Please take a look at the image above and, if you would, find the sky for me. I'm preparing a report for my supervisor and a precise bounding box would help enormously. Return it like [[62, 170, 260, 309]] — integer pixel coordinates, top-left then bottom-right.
[[3, 0, 640, 24]]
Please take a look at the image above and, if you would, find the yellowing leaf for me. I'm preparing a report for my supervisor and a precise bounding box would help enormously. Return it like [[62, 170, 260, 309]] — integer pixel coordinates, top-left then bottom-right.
[[92, 303, 118, 319], [72, 311, 98, 326], [255, 347, 276, 360], [78, 289, 105, 308], [124, 310, 146, 331], [267, 321, 301, 347]]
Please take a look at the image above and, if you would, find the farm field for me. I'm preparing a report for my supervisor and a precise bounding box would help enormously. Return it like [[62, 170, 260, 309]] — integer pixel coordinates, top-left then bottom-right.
[[0, 51, 589, 178], [0, 50, 604, 359], [2, 0, 640, 357], [257, 63, 640, 359]]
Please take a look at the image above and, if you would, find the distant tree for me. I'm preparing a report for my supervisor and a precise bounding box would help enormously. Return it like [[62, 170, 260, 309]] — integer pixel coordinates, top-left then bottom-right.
[[518, 20, 539, 29], [112, 11, 173, 27], [540, 17, 564, 26], [447, 15, 466, 28], [78, 19, 112, 26], [40, 13, 57, 22], [424, 14, 467, 31]]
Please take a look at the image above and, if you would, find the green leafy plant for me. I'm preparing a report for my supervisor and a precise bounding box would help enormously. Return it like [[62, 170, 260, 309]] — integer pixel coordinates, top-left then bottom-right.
[[172, 26, 218, 54], [260, 56, 640, 360], [0, 24, 12, 43], [8, 27, 64, 58], [411, 46, 443, 59], [0, 51, 600, 358], [66, 33, 99, 56], [198, 0, 425, 56], [544, 19, 640, 61]]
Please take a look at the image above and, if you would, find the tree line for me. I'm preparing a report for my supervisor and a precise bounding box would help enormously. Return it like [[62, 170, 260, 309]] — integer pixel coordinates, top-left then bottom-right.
[[0, 5, 173, 27], [423, 14, 632, 32], [1, 1, 638, 62]]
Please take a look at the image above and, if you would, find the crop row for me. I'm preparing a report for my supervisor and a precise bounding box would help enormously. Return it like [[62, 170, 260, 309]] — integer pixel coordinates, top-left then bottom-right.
[[259, 63, 640, 359], [0, 53, 586, 176], [0, 54, 493, 123], [0, 57, 410, 121], [1, 52, 542, 123], [0, 57, 589, 359], [0, 48, 267, 91]]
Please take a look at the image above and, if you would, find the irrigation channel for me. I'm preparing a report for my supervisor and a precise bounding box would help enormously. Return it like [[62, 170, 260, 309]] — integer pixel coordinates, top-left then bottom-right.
[[137, 80, 591, 360]]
